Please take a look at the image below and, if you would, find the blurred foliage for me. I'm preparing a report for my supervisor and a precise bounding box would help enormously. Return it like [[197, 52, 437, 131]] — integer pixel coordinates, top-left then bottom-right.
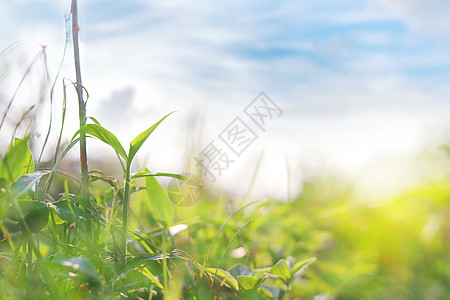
[[2, 28, 448, 299], [0, 130, 449, 299]]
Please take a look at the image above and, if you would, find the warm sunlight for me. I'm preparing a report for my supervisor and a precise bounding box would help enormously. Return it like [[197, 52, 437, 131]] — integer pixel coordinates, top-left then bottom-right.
[[1, 1, 449, 299]]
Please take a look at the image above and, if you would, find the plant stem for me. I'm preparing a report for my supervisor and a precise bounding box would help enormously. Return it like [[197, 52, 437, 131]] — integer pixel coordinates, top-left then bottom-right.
[[121, 162, 131, 263], [71, 0, 92, 251]]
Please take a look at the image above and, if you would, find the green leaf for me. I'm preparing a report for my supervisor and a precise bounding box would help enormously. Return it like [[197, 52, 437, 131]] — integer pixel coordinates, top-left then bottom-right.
[[237, 275, 267, 292], [145, 176, 174, 226], [50, 199, 87, 222], [64, 193, 91, 211], [291, 257, 316, 281], [206, 268, 239, 291], [0, 138, 34, 183], [21, 205, 49, 233], [73, 124, 127, 160], [10, 171, 50, 199], [54, 256, 99, 284], [228, 264, 252, 278], [17, 138, 34, 175], [242, 289, 260, 299], [128, 112, 174, 162], [250, 267, 270, 278], [269, 259, 291, 284], [7, 200, 49, 233], [49, 208, 66, 225]]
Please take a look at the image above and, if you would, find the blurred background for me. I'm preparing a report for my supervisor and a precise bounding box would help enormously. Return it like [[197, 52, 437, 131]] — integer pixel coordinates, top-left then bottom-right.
[[1, 2, 450, 299], [1, 0, 450, 200]]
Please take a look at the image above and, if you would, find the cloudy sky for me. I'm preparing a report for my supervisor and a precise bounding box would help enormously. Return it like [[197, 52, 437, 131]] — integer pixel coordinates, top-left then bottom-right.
[[1, 0, 450, 200]]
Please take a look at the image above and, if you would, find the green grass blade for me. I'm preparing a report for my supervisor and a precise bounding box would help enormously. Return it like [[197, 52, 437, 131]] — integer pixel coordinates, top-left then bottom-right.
[[73, 124, 127, 160], [40, 137, 81, 201], [211, 218, 253, 287], [128, 112, 174, 162], [206, 198, 266, 262], [205, 268, 239, 291], [132, 171, 202, 185], [291, 257, 316, 281]]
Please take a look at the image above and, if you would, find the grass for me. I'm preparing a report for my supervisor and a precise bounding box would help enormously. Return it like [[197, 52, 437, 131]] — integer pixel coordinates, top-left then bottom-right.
[[0, 1, 449, 299]]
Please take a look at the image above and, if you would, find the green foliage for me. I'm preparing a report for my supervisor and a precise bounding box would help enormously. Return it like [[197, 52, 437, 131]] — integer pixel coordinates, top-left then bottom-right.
[[7, 200, 49, 233], [2, 116, 449, 300], [50, 199, 88, 223], [144, 175, 174, 226], [0, 138, 34, 183], [74, 124, 127, 159], [237, 275, 267, 291], [1, 23, 449, 299], [129, 112, 174, 162]]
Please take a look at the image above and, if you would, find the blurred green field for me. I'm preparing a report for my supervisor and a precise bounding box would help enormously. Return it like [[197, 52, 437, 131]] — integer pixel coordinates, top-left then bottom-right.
[[0, 129, 449, 299]]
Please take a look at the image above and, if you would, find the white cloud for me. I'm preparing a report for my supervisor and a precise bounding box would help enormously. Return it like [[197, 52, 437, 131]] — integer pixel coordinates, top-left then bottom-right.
[[373, 0, 450, 35], [2, 1, 450, 199]]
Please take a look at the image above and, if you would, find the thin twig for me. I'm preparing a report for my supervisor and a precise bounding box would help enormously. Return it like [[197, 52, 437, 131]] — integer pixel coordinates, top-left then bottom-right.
[[71, 0, 93, 251]]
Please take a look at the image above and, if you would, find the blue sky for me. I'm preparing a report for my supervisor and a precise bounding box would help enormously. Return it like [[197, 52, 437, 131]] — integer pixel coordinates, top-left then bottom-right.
[[1, 0, 450, 199]]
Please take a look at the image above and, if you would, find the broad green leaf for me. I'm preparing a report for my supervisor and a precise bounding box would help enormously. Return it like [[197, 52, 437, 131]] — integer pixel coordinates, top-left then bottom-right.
[[206, 268, 239, 291], [0, 138, 34, 183], [7, 200, 46, 221], [228, 264, 252, 278], [9, 171, 50, 199], [50, 199, 87, 222], [237, 275, 267, 292], [21, 204, 49, 233], [128, 112, 174, 162], [7, 200, 49, 233], [73, 124, 127, 160], [241, 289, 260, 299], [269, 259, 291, 283], [54, 256, 99, 284], [16, 138, 34, 175], [145, 176, 174, 226]]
